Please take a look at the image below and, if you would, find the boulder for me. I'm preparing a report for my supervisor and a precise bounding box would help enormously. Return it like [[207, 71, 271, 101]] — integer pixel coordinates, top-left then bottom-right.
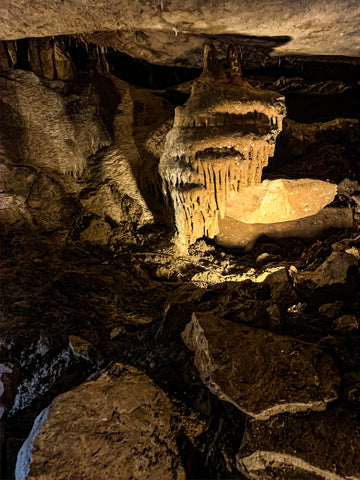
[[16, 363, 186, 480], [237, 408, 360, 480], [217, 207, 353, 250], [182, 312, 340, 420], [225, 178, 336, 224], [79, 218, 112, 245]]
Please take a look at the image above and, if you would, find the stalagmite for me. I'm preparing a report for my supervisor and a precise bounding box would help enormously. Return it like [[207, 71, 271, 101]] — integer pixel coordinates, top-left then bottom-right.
[[159, 44, 286, 250]]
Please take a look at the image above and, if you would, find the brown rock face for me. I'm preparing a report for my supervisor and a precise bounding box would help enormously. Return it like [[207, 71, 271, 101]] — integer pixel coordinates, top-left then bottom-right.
[[16, 363, 186, 480], [159, 45, 285, 250], [181, 312, 340, 420], [237, 409, 360, 480]]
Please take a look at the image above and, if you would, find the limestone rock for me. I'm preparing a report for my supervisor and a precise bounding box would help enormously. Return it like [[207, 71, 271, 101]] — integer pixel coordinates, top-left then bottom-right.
[[262, 267, 298, 307], [237, 409, 360, 480], [217, 207, 353, 251], [53, 38, 76, 80], [159, 45, 285, 250], [182, 312, 340, 420], [0, 163, 81, 232], [226, 178, 336, 224], [283, 118, 360, 159], [36, 38, 55, 80], [16, 363, 186, 480], [0, 70, 111, 176], [0, 69, 155, 233], [289, 248, 359, 304]]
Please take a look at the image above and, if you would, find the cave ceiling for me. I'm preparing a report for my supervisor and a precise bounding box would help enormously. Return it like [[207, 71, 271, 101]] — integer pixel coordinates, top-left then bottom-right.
[[2, 0, 360, 67]]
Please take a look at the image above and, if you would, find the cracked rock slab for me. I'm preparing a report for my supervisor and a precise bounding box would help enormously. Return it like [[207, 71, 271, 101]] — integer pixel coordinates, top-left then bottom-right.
[[16, 363, 185, 480], [236, 409, 360, 480], [182, 312, 340, 420]]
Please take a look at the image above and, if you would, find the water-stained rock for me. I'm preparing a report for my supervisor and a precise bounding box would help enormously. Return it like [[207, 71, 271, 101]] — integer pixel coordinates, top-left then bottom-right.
[[16, 363, 186, 480], [182, 312, 340, 420], [237, 408, 360, 480]]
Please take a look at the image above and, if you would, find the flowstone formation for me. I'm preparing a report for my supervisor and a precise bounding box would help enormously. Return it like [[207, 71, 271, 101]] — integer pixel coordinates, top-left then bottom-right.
[[159, 45, 286, 250]]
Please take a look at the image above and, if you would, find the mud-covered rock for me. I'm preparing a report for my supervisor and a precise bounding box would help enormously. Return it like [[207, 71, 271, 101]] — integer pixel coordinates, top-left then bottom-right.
[[182, 312, 340, 420]]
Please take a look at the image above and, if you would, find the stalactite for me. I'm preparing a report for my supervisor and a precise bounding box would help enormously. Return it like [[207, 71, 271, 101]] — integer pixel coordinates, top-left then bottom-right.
[[159, 44, 286, 251]]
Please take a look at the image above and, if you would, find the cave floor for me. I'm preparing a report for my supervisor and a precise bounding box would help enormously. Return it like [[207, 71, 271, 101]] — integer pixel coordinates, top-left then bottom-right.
[[2, 224, 360, 479]]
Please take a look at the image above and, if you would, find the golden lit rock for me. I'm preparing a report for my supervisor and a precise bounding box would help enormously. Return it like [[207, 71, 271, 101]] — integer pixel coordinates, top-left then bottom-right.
[[226, 178, 337, 224], [217, 207, 353, 251]]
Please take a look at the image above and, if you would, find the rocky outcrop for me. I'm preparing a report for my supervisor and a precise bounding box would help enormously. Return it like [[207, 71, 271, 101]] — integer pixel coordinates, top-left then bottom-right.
[[182, 312, 340, 420], [16, 363, 186, 480], [237, 408, 360, 480], [159, 45, 285, 250], [0, 69, 156, 240]]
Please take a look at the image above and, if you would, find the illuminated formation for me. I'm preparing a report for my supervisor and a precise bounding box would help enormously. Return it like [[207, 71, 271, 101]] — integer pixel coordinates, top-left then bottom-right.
[[159, 44, 286, 250]]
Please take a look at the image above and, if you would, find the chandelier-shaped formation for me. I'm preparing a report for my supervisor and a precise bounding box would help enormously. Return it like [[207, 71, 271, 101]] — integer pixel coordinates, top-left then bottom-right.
[[159, 44, 286, 250]]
